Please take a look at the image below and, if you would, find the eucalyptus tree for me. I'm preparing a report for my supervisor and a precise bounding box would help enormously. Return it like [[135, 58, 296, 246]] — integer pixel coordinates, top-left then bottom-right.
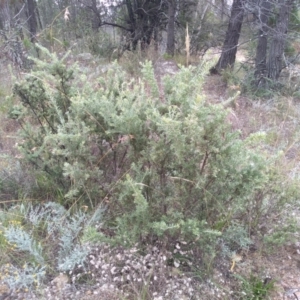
[[0, 0, 28, 68], [27, 0, 38, 42], [0, 0, 26, 31], [78, 0, 201, 55], [210, 0, 245, 74], [211, 0, 296, 88], [267, 0, 294, 81], [253, 0, 273, 86]]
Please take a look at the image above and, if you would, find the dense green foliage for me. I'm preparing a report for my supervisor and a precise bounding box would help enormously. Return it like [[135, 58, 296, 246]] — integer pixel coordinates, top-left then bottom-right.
[[0, 38, 299, 298], [9, 46, 271, 251]]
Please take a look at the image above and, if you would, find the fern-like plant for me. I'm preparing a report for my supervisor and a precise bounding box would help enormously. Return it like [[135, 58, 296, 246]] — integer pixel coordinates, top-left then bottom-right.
[[0, 202, 103, 290]]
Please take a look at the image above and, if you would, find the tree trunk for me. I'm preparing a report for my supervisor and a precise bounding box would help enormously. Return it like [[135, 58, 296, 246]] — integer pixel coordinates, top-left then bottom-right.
[[14, 3, 25, 40], [27, 0, 37, 42], [210, 0, 244, 74], [221, 0, 225, 21], [125, 0, 136, 49], [91, 0, 101, 31], [35, 4, 43, 30], [267, 0, 293, 81], [166, 0, 176, 56], [254, 0, 272, 86], [153, 25, 159, 51]]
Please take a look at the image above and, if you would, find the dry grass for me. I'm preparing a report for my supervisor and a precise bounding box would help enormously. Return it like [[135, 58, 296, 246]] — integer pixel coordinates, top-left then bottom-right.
[[202, 68, 300, 299]]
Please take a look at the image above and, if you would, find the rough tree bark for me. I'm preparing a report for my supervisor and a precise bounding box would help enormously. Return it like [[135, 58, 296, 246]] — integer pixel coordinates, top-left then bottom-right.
[[27, 0, 37, 42], [166, 0, 176, 56], [254, 0, 272, 86], [221, 0, 226, 21], [210, 0, 244, 74], [35, 5, 43, 30], [125, 0, 137, 49], [90, 0, 102, 31], [267, 0, 293, 81]]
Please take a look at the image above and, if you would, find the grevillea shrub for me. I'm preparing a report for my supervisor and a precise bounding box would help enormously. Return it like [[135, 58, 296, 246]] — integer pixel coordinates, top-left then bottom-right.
[[11, 46, 269, 252]]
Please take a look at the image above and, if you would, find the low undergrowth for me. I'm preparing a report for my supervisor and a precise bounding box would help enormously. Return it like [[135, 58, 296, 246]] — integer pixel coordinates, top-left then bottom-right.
[[0, 46, 299, 299]]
